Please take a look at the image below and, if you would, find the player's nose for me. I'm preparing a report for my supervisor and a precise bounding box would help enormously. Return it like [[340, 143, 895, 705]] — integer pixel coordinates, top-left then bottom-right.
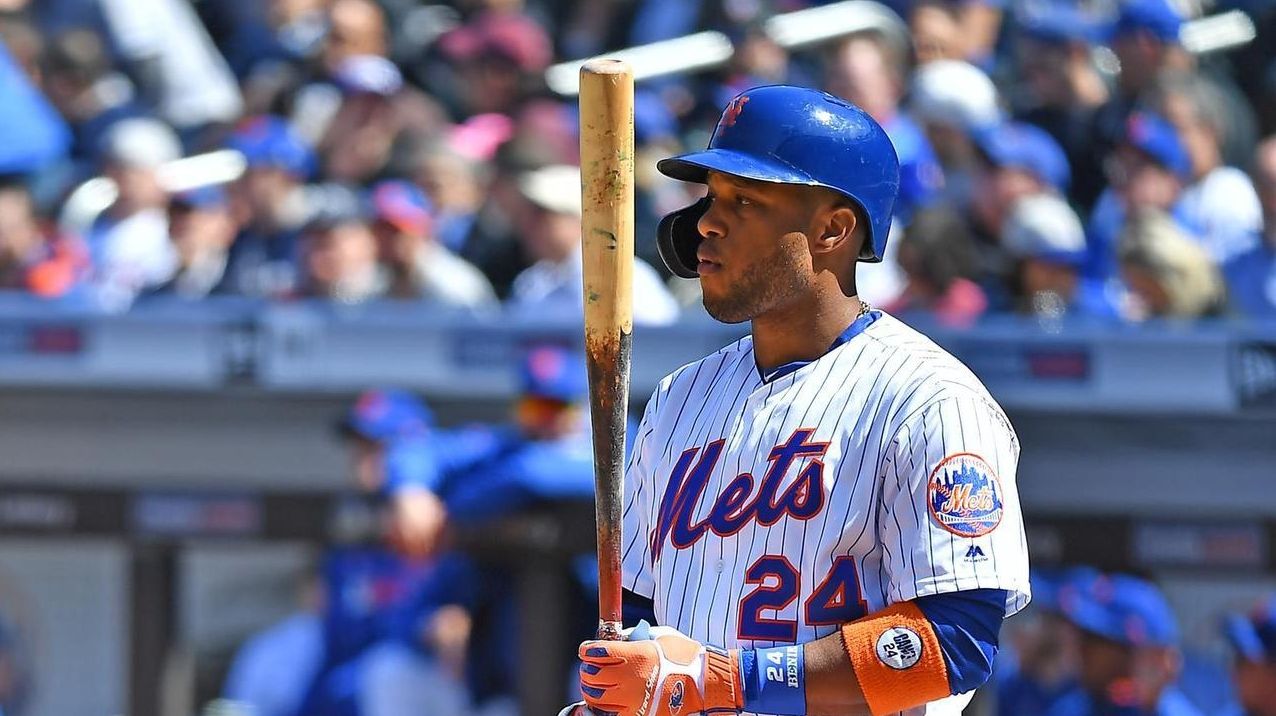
[[696, 198, 727, 242]]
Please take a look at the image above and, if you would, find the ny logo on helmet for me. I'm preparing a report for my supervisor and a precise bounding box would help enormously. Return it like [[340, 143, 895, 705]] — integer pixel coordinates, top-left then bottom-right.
[[719, 95, 750, 130]]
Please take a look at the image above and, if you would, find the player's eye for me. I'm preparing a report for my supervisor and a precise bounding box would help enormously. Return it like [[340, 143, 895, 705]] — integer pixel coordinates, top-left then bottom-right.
[[736, 195, 754, 206]]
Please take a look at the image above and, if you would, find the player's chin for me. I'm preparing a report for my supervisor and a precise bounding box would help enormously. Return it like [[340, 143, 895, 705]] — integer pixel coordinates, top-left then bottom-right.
[[701, 290, 753, 324]]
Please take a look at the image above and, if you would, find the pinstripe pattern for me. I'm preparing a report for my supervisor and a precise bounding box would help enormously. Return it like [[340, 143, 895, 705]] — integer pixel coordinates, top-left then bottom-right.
[[619, 312, 1031, 715]]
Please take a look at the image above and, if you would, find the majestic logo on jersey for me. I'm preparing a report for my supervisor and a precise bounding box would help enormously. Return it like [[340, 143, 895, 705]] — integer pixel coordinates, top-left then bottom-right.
[[928, 453, 1003, 538], [964, 544, 988, 563], [651, 429, 828, 563], [719, 95, 750, 130]]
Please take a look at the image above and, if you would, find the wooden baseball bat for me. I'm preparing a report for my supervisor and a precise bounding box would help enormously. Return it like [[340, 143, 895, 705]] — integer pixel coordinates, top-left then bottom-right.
[[578, 59, 634, 642]]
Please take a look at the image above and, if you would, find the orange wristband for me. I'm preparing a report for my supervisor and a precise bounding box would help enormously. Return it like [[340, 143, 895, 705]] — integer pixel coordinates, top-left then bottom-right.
[[839, 602, 950, 715]]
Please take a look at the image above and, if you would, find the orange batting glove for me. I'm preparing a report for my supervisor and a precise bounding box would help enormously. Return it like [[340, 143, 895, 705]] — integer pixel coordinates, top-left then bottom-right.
[[578, 623, 744, 716]]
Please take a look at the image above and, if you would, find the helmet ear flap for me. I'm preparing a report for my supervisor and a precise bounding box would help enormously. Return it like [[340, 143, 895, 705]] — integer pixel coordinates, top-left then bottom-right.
[[656, 198, 710, 279]]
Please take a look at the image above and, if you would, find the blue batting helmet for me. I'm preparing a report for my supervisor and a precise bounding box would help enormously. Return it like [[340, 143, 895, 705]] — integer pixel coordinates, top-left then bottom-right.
[[655, 85, 900, 278]]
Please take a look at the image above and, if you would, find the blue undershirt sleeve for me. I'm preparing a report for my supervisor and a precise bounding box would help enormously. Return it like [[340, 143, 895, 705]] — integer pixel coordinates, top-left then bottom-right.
[[913, 588, 1007, 694]]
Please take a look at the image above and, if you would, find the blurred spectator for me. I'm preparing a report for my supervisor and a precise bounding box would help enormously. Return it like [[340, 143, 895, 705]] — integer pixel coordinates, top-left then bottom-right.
[[367, 179, 496, 307], [297, 183, 385, 304], [278, 0, 445, 184], [224, 115, 314, 298], [297, 388, 469, 716], [1152, 72, 1263, 265], [318, 54, 446, 184], [435, 11, 552, 118], [996, 569, 1085, 716], [0, 180, 87, 299], [320, 0, 388, 79], [234, 0, 328, 112], [1080, 0, 1189, 210], [86, 117, 181, 310], [909, 60, 1002, 209], [1119, 208, 1226, 320], [1224, 136, 1276, 318], [1010, 6, 1108, 207], [1087, 112, 1197, 282], [142, 186, 237, 300], [38, 29, 143, 177], [971, 121, 1072, 238], [336, 389, 442, 553], [1050, 573, 1203, 716], [456, 137, 554, 298], [1224, 596, 1276, 716], [285, 0, 387, 143], [885, 207, 987, 327], [411, 136, 494, 254], [1003, 194, 1121, 320], [220, 0, 325, 77], [508, 165, 679, 325]]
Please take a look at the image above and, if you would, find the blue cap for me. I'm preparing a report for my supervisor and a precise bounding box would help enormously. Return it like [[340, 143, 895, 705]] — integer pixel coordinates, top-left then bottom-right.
[[975, 122, 1071, 191], [1122, 112, 1191, 179], [521, 345, 587, 402], [1110, 0, 1183, 43], [227, 115, 315, 178], [340, 389, 433, 442], [170, 185, 227, 210], [381, 437, 443, 495], [1224, 597, 1276, 663], [1059, 574, 1179, 647]]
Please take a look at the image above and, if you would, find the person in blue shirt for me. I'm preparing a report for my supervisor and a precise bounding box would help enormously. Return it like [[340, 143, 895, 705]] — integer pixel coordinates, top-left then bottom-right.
[[1046, 573, 1202, 716], [1224, 136, 1276, 319], [438, 343, 599, 523], [321, 390, 470, 716], [1223, 595, 1276, 716], [1086, 112, 1202, 285], [1079, 0, 1189, 211], [259, 389, 470, 716]]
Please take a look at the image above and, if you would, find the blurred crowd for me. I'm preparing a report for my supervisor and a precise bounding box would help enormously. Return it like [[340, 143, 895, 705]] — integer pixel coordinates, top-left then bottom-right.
[[0, 0, 1273, 323], [996, 568, 1276, 716], [220, 343, 603, 716]]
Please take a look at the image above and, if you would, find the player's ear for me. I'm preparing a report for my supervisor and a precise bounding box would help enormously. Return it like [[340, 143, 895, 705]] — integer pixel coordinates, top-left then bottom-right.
[[810, 203, 858, 256]]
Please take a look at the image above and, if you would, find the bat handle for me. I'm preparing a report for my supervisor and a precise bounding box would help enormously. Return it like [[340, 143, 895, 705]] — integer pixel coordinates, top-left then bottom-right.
[[597, 619, 624, 641]]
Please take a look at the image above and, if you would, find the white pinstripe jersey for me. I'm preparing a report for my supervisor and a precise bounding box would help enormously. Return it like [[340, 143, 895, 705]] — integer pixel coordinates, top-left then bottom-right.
[[621, 311, 1031, 715]]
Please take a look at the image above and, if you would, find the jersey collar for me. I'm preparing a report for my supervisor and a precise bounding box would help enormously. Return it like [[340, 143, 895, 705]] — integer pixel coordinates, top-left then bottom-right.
[[757, 309, 881, 384]]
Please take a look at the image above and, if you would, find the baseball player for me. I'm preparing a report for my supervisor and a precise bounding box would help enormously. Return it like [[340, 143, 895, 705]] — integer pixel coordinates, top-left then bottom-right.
[[571, 85, 1031, 716]]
